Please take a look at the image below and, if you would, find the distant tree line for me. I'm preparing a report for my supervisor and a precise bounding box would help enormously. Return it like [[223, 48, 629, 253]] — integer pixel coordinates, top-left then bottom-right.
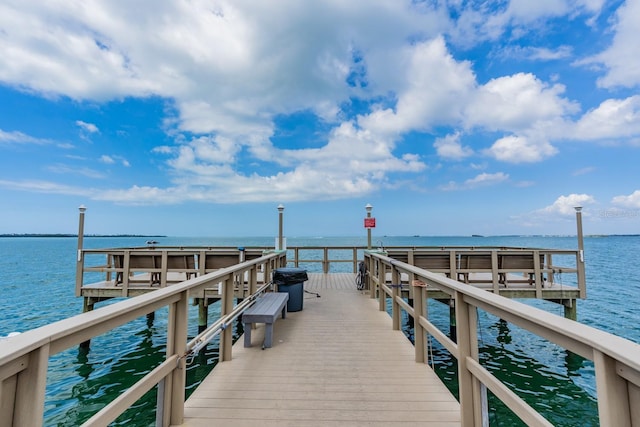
[[0, 234, 165, 238]]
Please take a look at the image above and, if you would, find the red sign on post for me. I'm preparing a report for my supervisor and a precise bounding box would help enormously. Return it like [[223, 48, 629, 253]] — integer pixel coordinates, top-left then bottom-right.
[[364, 217, 376, 228]]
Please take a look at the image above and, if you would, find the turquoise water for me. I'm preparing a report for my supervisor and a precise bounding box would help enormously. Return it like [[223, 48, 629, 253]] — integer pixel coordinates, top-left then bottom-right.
[[0, 235, 638, 426]]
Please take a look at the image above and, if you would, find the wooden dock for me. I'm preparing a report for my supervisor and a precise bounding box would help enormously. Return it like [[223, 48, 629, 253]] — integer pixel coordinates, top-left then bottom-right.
[[177, 273, 461, 426]]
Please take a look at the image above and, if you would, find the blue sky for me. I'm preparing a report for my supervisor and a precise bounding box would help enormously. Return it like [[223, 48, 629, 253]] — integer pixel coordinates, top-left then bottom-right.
[[1, 0, 639, 237]]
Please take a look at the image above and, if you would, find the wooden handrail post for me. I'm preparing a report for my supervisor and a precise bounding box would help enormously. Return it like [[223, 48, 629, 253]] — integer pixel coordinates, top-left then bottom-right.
[[161, 250, 168, 287], [220, 276, 234, 362], [575, 207, 587, 298], [75, 205, 86, 297], [533, 250, 542, 298], [378, 261, 386, 311], [491, 250, 499, 293], [391, 265, 401, 330], [594, 350, 632, 427], [455, 292, 481, 426], [165, 290, 189, 426], [368, 255, 376, 299], [352, 248, 358, 273], [413, 284, 426, 363], [122, 250, 131, 297], [14, 344, 50, 426]]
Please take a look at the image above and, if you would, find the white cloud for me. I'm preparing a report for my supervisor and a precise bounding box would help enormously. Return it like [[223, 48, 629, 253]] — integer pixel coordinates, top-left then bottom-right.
[[357, 37, 476, 135], [485, 135, 558, 163], [465, 172, 509, 187], [47, 164, 106, 179], [0, 129, 51, 145], [0, 179, 94, 196], [465, 73, 578, 132], [447, 0, 605, 46], [0, 1, 627, 205], [578, 0, 640, 88], [572, 96, 640, 140], [100, 155, 115, 164], [434, 133, 474, 160], [76, 120, 99, 134], [500, 45, 573, 61], [539, 194, 596, 216], [612, 190, 640, 208], [440, 171, 508, 191]]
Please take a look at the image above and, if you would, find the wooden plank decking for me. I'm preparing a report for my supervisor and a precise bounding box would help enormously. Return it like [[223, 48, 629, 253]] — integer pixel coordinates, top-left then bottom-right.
[[177, 273, 461, 426]]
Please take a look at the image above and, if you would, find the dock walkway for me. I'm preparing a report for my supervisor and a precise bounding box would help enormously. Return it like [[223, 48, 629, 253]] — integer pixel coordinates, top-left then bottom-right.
[[177, 273, 460, 426]]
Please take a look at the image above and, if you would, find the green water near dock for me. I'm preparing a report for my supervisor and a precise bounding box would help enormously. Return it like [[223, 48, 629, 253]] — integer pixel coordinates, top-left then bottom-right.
[[1, 235, 638, 426]]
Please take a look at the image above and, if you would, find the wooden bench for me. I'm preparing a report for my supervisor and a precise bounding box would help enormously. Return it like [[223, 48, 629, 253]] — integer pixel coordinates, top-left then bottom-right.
[[242, 293, 289, 349]]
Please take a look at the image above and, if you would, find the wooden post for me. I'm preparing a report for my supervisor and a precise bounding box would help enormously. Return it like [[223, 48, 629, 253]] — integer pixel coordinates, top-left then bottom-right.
[[575, 207, 587, 298], [413, 284, 426, 363], [391, 266, 400, 331], [197, 298, 208, 334], [368, 255, 376, 299], [449, 299, 457, 342], [455, 292, 480, 426], [277, 204, 284, 251], [14, 344, 50, 426], [167, 290, 189, 426], [221, 276, 234, 362], [75, 205, 86, 297], [378, 261, 386, 311], [80, 298, 94, 349], [594, 349, 632, 427], [564, 299, 577, 321]]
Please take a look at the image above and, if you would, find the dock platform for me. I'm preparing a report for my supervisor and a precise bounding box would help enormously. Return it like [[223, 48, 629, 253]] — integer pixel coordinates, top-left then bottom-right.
[[177, 273, 461, 426]]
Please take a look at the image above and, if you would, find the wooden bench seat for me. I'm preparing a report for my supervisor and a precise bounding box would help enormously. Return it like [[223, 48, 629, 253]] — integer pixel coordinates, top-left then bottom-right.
[[242, 293, 289, 349]]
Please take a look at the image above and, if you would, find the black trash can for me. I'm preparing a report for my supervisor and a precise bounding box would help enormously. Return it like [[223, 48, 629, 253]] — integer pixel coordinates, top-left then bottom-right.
[[273, 267, 308, 312]]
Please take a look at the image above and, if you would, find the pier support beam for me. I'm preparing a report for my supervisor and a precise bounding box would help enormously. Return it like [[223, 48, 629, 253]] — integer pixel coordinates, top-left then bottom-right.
[[449, 299, 457, 342], [549, 299, 577, 321], [197, 298, 208, 334], [80, 297, 95, 349], [563, 299, 577, 321]]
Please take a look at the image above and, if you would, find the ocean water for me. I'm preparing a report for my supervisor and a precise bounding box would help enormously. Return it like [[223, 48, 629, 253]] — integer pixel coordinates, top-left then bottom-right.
[[0, 235, 638, 426]]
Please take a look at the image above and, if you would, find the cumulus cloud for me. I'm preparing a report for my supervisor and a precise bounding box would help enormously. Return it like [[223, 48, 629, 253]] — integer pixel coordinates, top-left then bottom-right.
[[357, 37, 476, 135], [572, 96, 640, 140], [434, 133, 474, 160], [612, 190, 640, 208], [485, 135, 558, 163], [465, 73, 578, 132], [76, 120, 99, 134], [578, 0, 640, 88], [0, 0, 632, 205], [539, 194, 596, 216]]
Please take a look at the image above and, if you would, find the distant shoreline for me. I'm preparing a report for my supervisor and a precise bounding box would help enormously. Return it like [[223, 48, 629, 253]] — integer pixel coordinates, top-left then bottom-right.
[[0, 234, 166, 238]]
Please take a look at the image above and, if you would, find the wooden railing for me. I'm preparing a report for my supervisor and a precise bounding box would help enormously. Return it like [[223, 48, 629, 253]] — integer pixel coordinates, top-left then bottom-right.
[[1, 251, 286, 427], [364, 251, 640, 426], [76, 246, 270, 296], [384, 247, 586, 298], [77, 245, 585, 294]]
